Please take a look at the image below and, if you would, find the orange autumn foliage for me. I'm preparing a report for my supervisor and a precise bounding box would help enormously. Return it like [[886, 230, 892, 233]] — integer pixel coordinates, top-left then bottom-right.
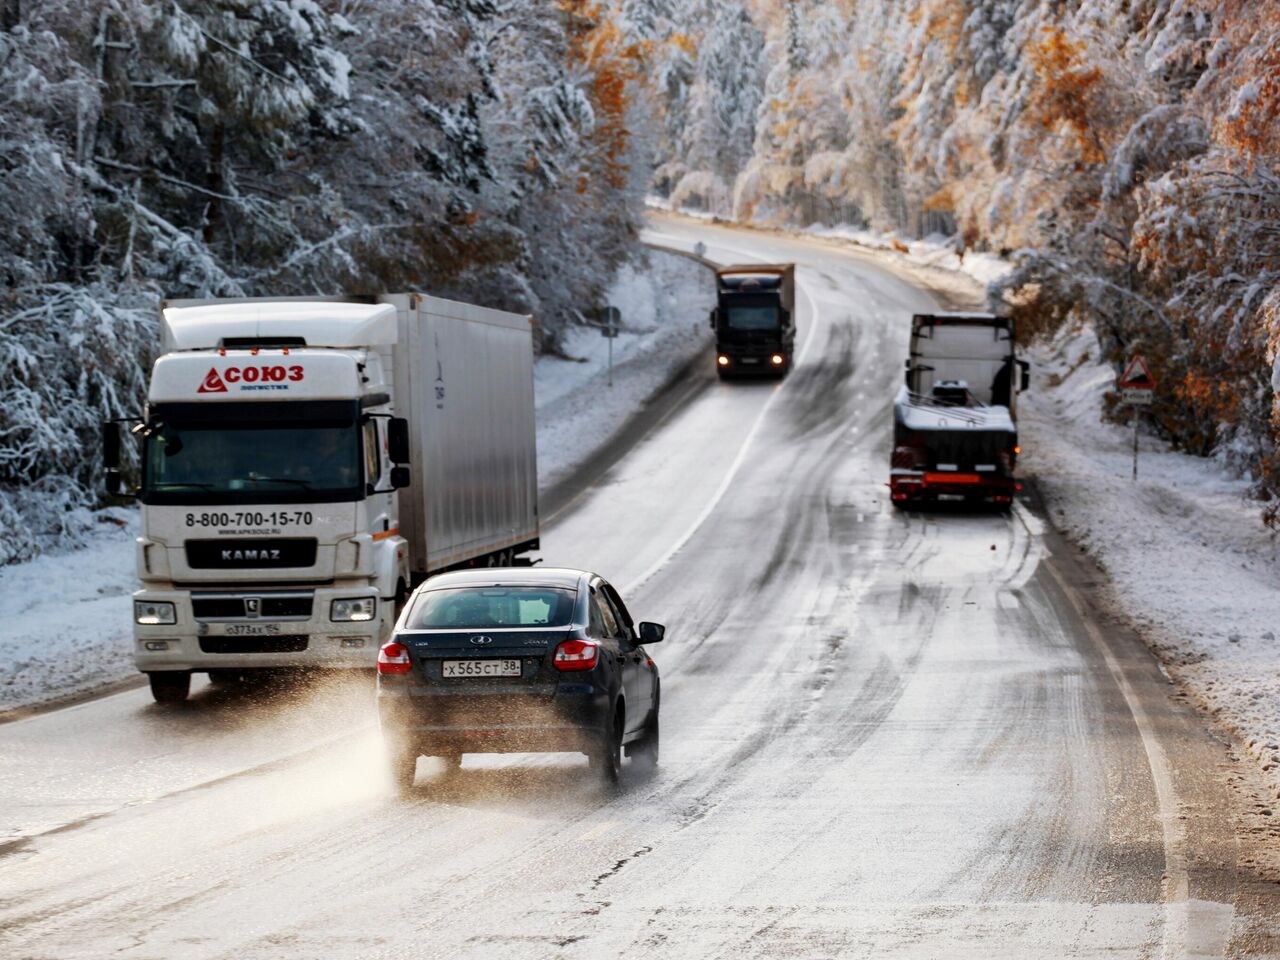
[[561, 1, 645, 192], [1213, 0, 1280, 161], [1028, 28, 1107, 164]]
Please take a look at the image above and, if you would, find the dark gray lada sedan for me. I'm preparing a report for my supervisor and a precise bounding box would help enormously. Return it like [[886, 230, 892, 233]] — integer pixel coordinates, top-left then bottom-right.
[[376, 567, 664, 792]]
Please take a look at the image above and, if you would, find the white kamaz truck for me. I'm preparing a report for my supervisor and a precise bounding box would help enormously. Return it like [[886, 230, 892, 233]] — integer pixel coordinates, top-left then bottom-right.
[[103, 295, 539, 702]]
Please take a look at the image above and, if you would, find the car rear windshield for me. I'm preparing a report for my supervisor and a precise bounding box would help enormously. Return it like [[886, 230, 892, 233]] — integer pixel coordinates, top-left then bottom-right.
[[408, 587, 577, 629]]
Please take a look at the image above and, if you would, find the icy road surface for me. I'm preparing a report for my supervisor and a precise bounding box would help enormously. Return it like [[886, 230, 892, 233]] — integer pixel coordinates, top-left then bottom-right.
[[1, 217, 1275, 958]]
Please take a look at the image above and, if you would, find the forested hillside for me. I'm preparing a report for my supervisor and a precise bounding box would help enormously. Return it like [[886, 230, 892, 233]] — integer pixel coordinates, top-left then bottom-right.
[[643, 0, 1280, 508], [0, 0, 649, 561]]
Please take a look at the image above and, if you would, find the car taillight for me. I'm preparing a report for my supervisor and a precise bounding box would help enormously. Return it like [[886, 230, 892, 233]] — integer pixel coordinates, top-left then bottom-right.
[[553, 639, 599, 672], [377, 641, 412, 675], [892, 442, 925, 470]]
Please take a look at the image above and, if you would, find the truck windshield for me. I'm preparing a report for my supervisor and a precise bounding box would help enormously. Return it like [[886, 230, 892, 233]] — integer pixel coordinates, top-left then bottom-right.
[[141, 401, 363, 505], [409, 587, 577, 629], [724, 301, 780, 330]]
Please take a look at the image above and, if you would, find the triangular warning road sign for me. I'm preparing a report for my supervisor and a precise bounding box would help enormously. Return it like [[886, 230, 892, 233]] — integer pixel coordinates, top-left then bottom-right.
[[1119, 355, 1156, 389]]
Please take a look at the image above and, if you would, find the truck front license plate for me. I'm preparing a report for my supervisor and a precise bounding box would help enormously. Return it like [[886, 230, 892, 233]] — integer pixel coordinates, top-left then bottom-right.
[[442, 659, 521, 679], [222, 623, 282, 637]]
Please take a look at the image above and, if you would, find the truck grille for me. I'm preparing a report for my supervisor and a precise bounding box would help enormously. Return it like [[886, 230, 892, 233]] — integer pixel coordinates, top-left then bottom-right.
[[185, 539, 317, 569], [192, 596, 313, 619], [198, 636, 309, 654]]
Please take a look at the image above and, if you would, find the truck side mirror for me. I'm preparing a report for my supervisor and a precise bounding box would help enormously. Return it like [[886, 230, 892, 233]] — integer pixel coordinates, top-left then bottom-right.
[[1018, 360, 1030, 392], [780, 309, 791, 329], [103, 421, 121, 471], [388, 418, 410, 464], [390, 466, 411, 489], [708, 308, 717, 330]]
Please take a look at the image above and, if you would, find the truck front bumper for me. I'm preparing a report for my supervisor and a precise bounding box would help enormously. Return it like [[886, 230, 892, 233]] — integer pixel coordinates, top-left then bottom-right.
[[716, 351, 788, 375], [132, 586, 383, 672]]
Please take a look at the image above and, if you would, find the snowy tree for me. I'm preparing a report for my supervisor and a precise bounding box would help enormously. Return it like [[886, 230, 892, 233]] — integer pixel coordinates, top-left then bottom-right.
[[0, 0, 651, 557]]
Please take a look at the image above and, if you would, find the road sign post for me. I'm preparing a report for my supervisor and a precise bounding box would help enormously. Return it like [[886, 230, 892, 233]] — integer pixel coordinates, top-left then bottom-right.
[[1117, 355, 1156, 481], [599, 306, 621, 387]]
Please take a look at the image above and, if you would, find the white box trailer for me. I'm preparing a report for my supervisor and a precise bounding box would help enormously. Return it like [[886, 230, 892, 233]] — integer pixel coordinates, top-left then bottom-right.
[[105, 293, 539, 702], [387, 294, 539, 580]]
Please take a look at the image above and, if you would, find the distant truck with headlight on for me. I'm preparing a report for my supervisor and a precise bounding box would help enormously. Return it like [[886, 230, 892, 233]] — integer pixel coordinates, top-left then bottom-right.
[[890, 313, 1029, 509], [709, 263, 796, 378], [104, 295, 539, 703]]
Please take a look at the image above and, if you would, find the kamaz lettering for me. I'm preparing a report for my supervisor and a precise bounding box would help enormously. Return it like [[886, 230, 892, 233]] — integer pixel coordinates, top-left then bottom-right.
[[221, 548, 283, 562]]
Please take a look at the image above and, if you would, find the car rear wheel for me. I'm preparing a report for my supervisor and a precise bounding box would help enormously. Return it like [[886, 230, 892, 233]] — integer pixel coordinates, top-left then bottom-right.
[[148, 671, 190, 704], [591, 705, 623, 785], [386, 741, 418, 795]]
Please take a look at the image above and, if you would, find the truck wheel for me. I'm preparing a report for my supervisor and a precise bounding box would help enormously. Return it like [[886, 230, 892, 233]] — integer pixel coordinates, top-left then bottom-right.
[[148, 671, 190, 704]]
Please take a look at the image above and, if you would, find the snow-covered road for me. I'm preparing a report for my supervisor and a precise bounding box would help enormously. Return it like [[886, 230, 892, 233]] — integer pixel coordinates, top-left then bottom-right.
[[2, 218, 1277, 958]]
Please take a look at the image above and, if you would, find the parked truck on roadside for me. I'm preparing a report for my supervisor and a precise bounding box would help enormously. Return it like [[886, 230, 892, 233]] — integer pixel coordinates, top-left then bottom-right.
[[103, 295, 539, 703], [709, 263, 796, 378], [890, 312, 1029, 509]]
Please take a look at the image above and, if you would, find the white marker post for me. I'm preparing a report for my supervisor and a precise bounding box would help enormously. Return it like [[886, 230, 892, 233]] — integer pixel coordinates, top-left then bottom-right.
[[1118, 355, 1156, 481], [600, 306, 621, 387]]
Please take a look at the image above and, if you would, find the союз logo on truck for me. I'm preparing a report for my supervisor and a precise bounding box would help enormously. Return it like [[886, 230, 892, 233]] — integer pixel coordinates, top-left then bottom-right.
[[198, 365, 306, 393]]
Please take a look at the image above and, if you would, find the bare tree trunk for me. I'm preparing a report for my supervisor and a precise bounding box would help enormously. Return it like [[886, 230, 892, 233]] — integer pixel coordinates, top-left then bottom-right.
[[1, 0, 20, 32], [203, 121, 226, 245]]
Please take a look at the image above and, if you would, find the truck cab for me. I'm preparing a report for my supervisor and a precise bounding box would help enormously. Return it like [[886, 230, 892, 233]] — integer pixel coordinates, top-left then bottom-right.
[[709, 264, 796, 378]]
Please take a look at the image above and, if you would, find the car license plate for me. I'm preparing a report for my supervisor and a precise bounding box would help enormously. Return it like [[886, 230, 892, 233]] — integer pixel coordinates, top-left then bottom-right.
[[442, 659, 521, 679], [741, 357, 759, 364], [221, 623, 282, 636]]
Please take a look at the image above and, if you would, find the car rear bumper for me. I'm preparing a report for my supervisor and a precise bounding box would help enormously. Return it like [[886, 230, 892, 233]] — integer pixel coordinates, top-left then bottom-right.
[[377, 684, 610, 754]]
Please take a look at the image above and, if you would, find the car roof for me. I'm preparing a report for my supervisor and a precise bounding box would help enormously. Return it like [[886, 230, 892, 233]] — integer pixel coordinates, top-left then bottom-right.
[[418, 567, 590, 591]]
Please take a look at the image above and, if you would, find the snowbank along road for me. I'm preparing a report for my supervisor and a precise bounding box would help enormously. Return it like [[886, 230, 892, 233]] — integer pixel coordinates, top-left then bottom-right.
[[2, 217, 1278, 959]]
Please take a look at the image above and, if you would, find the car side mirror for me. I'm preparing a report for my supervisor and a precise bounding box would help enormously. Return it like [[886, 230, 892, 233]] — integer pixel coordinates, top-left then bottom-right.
[[708, 308, 717, 330], [638, 621, 665, 644], [388, 418, 410, 464], [1018, 360, 1030, 392], [391, 466, 411, 489]]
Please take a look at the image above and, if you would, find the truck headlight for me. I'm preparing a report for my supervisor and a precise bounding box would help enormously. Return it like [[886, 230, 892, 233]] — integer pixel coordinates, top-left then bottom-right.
[[134, 601, 177, 625], [331, 597, 376, 622]]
